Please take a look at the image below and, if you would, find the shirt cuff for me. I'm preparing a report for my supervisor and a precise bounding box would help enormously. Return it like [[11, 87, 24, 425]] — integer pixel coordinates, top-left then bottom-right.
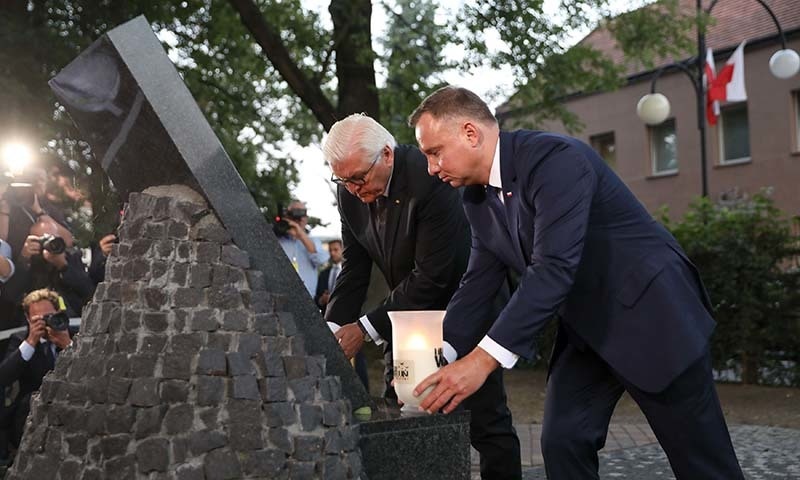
[[359, 315, 384, 346], [478, 335, 519, 369], [0, 257, 13, 283], [19, 341, 35, 362], [326, 322, 341, 334], [443, 341, 457, 364]]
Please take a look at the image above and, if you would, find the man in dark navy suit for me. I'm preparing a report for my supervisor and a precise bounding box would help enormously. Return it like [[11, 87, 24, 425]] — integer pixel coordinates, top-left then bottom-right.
[[410, 86, 743, 479], [322, 113, 520, 479]]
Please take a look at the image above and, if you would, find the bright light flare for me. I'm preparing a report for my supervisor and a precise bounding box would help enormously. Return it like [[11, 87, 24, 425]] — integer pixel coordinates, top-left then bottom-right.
[[1, 142, 33, 176]]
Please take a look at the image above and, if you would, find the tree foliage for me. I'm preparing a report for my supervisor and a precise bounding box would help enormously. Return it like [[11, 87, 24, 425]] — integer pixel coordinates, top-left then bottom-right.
[[1, 0, 696, 243], [661, 192, 800, 386]]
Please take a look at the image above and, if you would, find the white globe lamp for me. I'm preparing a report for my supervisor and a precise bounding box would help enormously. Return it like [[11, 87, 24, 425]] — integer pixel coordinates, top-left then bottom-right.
[[769, 49, 800, 79], [636, 93, 671, 125]]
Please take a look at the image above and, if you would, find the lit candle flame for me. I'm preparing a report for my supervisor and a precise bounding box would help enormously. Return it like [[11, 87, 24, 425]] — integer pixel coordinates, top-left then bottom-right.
[[406, 333, 428, 350]]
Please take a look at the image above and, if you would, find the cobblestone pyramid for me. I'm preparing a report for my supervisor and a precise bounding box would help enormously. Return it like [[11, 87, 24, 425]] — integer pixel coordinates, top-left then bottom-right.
[[8, 188, 361, 479]]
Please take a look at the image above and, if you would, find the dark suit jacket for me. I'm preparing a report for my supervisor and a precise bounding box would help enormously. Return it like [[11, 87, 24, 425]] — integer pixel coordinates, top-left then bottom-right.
[[315, 264, 334, 314], [325, 145, 477, 341], [0, 332, 59, 397], [446, 130, 715, 393]]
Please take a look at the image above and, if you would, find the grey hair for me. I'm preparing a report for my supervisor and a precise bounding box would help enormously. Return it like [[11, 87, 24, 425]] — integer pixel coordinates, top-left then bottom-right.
[[323, 113, 397, 167]]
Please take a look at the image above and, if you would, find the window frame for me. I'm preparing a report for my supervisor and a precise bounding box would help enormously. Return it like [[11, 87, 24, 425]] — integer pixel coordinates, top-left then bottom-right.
[[717, 101, 751, 165], [590, 131, 617, 169], [649, 118, 679, 176]]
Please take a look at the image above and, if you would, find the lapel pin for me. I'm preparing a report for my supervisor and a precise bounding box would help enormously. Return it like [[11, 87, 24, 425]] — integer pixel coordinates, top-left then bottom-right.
[[394, 199, 400, 204], [505, 191, 513, 197]]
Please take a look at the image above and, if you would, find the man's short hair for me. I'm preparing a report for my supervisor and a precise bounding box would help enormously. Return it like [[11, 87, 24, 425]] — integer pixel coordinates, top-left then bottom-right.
[[328, 239, 343, 248], [22, 289, 61, 315], [408, 86, 497, 128], [323, 113, 397, 167]]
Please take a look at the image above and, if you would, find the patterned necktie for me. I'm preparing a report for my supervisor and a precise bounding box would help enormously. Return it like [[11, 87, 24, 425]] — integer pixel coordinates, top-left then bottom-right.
[[329, 264, 341, 292], [371, 196, 388, 239]]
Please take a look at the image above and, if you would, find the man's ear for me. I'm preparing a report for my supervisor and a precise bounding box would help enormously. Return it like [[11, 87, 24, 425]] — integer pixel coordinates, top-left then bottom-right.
[[462, 121, 481, 147]]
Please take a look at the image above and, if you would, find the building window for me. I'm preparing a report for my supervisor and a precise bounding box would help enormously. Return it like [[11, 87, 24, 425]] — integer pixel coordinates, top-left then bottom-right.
[[718, 102, 750, 164], [650, 119, 677, 175], [590, 132, 616, 169]]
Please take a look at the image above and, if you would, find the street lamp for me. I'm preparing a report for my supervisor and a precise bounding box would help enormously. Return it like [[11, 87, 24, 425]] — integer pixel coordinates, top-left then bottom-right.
[[636, 0, 799, 197]]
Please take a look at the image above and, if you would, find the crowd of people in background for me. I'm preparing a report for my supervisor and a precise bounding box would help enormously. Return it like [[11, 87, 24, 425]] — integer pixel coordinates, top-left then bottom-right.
[[0, 165, 115, 464]]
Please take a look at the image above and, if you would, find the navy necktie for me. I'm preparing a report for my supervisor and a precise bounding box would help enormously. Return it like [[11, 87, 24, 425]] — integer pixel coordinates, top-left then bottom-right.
[[486, 186, 507, 227]]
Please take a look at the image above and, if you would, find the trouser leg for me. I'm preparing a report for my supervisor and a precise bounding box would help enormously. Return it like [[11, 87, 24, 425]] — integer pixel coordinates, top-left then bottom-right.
[[619, 349, 744, 479], [462, 368, 521, 479], [541, 342, 624, 479]]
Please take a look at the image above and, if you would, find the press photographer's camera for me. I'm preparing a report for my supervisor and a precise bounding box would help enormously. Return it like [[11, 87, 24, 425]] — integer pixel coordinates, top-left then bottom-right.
[[272, 205, 307, 237], [36, 234, 66, 255], [42, 311, 69, 331]]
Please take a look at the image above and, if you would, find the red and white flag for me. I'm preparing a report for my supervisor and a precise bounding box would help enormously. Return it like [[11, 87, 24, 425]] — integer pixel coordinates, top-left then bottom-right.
[[705, 47, 718, 125], [707, 41, 747, 125]]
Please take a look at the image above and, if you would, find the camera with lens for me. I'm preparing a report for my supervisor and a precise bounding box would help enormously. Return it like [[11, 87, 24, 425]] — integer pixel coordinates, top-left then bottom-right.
[[36, 233, 66, 255], [272, 204, 307, 237], [43, 311, 70, 331]]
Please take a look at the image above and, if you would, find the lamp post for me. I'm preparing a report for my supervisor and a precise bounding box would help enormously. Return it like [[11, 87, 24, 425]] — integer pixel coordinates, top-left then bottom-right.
[[636, 0, 799, 198]]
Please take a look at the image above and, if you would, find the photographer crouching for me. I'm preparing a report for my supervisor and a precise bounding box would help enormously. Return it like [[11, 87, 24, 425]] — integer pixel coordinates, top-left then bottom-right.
[[0, 289, 74, 457], [1, 217, 94, 324]]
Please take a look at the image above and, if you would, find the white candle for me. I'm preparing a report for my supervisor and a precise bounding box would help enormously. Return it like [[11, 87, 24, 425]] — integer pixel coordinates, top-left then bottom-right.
[[393, 348, 439, 410]]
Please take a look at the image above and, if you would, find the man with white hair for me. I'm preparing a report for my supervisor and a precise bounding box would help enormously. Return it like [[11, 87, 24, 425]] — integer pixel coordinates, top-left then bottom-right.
[[322, 113, 521, 479]]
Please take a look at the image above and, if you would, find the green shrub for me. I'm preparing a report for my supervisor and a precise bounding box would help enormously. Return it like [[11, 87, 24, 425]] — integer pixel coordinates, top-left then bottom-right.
[[661, 191, 800, 385]]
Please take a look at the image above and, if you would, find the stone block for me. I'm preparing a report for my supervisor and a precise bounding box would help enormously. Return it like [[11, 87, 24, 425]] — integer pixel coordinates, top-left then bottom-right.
[[268, 427, 293, 454], [241, 449, 286, 477], [129, 354, 158, 378], [162, 353, 192, 380], [261, 377, 288, 403], [228, 422, 263, 451], [194, 242, 220, 263], [174, 287, 204, 308], [143, 312, 169, 333], [282, 356, 307, 379], [237, 333, 262, 357], [299, 404, 322, 432], [207, 285, 242, 309], [129, 378, 160, 406], [106, 405, 136, 434], [188, 429, 226, 455], [196, 376, 225, 406], [163, 404, 194, 434], [160, 380, 190, 403], [293, 436, 323, 461], [289, 377, 317, 403], [265, 403, 296, 427], [232, 375, 260, 400], [227, 352, 254, 376], [196, 349, 226, 376], [188, 263, 212, 288], [222, 309, 249, 331], [220, 244, 250, 268], [203, 448, 242, 480], [136, 438, 170, 473], [190, 308, 219, 332], [134, 406, 167, 440], [108, 377, 132, 404]]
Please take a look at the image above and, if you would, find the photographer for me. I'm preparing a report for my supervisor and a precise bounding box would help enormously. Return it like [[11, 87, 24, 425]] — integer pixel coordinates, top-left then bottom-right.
[[0, 167, 69, 260], [0, 289, 73, 449], [276, 200, 328, 295], [1, 218, 94, 322]]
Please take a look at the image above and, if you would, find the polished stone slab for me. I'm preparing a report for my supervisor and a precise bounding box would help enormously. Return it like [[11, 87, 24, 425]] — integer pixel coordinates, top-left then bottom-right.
[[49, 15, 371, 409]]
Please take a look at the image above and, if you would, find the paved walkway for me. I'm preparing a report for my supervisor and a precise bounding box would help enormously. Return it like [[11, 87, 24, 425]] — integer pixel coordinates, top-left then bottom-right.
[[471, 423, 800, 479]]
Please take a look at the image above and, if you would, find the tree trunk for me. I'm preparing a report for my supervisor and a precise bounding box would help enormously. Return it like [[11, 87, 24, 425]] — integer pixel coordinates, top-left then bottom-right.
[[329, 0, 380, 120], [741, 351, 759, 384], [227, 0, 339, 131]]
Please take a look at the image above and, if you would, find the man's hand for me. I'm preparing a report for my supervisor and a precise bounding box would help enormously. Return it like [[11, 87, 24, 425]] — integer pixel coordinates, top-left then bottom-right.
[[99, 234, 116, 257], [21, 235, 41, 259], [414, 347, 499, 414], [43, 249, 68, 271], [285, 218, 303, 239], [335, 322, 365, 359], [25, 316, 46, 347], [46, 326, 72, 350], [318, 290, 331, 307]]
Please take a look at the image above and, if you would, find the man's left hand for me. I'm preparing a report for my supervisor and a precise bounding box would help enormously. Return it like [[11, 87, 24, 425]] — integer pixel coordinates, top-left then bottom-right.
[[414, 347, 499, 414], [46, 327, 71, 350], [43, 250, 68, 270], [335, 322, 364, 359]]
